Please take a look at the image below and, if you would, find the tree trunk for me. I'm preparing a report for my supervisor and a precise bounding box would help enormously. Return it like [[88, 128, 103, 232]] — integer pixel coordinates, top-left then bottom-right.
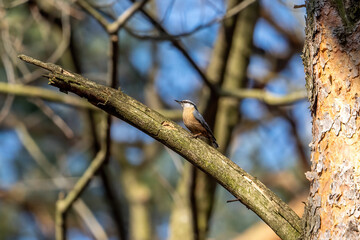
[[168, 162, 195, 240], [302, 0, 360, 239]]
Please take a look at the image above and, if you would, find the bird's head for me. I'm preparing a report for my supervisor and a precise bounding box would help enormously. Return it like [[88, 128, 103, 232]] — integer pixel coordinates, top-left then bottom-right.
[[175, 100, 197, 110]]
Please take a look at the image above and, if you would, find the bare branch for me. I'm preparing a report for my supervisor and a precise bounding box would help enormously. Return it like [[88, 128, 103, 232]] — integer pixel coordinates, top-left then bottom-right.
[[221, 88, 307, 105], [15, 119, 108, 240], [0, 54, 15, 124], [56, 147, 107, 224], [30, 98, 75, 139], [0, 81, 97, 110], [19, 55, 302, 240], [76, 0, 110, 29], [76, 0, 149, 34], [107, 0, 149, 34], [225, 0, 257, 20], [294, 4, 306, 9]]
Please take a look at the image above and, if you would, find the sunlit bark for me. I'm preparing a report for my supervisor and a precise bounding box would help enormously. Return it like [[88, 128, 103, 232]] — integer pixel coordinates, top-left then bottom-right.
[[302, 0, 360, 239]]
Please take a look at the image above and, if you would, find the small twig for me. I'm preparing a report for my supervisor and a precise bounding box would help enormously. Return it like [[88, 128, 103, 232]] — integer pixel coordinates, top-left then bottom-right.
[[77, 0, 149, 34], [30, 98, 75, 139], [0, 54, 15, 124], [108, 34, 119, 88], [55, 192, 66, 240], [18, 54, 66, 73], [76, 0, 110, 29], [47, 9, 71, 64], [294, 4, 306, 9], [225, 0, 257, 20], [107, 0, 149, 34]]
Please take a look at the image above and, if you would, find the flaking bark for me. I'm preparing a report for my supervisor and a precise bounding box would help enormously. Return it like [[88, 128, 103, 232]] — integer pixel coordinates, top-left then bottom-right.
[[302, 0, 360, 239]]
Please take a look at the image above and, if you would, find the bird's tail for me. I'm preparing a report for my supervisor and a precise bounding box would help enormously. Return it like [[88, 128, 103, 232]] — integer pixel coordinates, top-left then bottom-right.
[[211, 136, 219, 148]]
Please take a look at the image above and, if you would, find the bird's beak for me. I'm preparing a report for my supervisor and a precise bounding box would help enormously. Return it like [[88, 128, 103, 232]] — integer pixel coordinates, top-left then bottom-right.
[[175, 100, 181, 104]]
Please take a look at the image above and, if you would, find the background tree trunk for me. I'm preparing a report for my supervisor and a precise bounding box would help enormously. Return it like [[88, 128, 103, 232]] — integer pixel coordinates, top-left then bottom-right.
[[302, 0, 360, 239]]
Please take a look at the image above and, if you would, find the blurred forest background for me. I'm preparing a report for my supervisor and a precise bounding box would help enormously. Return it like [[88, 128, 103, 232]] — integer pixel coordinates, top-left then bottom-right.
[[0, 0, 310, 239]]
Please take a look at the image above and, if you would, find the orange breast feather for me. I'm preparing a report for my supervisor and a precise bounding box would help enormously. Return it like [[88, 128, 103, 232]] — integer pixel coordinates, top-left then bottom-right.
[[183, 107, 207, 135]]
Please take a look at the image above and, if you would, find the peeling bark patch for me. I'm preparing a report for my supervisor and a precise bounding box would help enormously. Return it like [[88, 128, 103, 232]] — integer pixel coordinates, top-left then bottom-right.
[[346, 78, 351, 91], [320, 88, 329, 99], [323, 159, 360, 239], [316, 156, 323, 173], [320, 112, 333, 132], [162, 121, 176, 130], [339, 104, 351, 123], [345, 115, 356, 138], [329, 102, 359, 138], [320, 230, 331, 240], [332, 100, 340, 113], [328, 160, 354, 206], [317, 112, 333, 141], [350, 66, 359, 78], [354, 96, 360, 113], [305, 171, 317, 182], [332, 117, 341, 136]]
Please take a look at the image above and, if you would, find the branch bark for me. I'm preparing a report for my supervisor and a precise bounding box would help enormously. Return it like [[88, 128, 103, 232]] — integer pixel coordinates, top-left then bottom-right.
[[19, 54, 302, 240]]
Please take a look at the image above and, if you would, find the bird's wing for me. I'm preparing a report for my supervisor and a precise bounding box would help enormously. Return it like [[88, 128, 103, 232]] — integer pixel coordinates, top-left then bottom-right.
[[193, 109, 215, 138]]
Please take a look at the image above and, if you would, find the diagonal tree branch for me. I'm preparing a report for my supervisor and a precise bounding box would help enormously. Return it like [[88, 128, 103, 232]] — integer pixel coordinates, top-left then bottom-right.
[[19, 54, 302, 240]]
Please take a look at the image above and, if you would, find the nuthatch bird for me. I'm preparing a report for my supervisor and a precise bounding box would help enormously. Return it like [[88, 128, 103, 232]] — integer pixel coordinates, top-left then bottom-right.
[[175, 100, 219, 148]]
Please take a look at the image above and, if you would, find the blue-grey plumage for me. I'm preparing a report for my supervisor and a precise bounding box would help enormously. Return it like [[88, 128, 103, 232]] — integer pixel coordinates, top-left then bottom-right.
[[175, 100, 219, 148]]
